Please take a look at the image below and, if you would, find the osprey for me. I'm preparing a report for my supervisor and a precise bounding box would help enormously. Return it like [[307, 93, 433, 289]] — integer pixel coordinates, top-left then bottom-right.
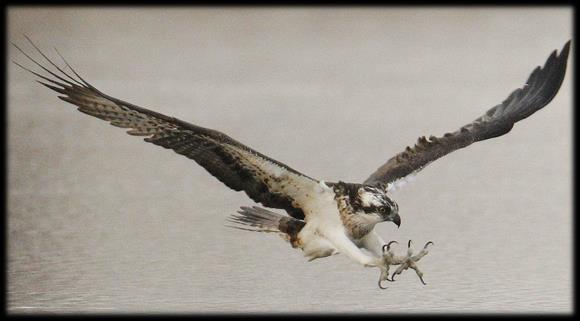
[[13, 38, 570, 288]]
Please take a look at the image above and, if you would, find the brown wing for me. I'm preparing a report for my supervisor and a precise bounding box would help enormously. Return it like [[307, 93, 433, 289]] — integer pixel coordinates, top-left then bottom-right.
[[364, 40, 571, 188], [13, 38, 319, 220]]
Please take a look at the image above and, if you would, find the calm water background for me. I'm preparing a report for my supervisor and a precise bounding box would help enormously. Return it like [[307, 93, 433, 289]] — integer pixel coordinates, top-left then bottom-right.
[[8, 7, 572, 313]]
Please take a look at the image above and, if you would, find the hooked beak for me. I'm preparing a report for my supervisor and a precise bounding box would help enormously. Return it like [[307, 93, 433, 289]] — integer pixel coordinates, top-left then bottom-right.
[[392, 213, 401, 228]]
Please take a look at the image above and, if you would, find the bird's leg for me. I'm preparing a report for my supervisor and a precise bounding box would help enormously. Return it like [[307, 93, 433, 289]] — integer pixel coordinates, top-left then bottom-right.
[[377, 241, 398, 289], [389, 240, 434, 285]]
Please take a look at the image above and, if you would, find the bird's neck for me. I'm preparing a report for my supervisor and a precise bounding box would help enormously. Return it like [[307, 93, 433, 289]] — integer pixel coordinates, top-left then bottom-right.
[[334, 188, 377, 240]]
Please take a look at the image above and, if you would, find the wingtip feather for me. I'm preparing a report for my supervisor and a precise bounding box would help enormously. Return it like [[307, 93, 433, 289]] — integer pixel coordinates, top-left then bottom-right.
[[557, 40, 571, 67]]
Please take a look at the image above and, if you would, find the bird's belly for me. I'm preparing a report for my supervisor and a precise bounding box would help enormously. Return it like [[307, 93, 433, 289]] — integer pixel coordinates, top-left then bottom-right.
[[296, 215, 344, 261], [296, 228, 338, 261], [294, 180, 345, 261]]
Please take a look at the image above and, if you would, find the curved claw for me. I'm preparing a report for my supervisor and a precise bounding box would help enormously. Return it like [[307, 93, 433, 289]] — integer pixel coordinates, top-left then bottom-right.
[[408, 240, 413, 248], [383, 241, 398, 253], [378, 279, 388, 289], [424, 241, 434, 249], [417, 274, 427, 285], [391, 273, 399, 281]]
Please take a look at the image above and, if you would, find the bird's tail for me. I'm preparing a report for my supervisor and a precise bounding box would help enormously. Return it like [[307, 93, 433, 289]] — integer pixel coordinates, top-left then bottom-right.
[[226, 206, 305, 241]]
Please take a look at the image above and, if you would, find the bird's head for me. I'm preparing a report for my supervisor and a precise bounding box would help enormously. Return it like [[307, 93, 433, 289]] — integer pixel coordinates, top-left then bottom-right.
[[354, 185, 401, 228]]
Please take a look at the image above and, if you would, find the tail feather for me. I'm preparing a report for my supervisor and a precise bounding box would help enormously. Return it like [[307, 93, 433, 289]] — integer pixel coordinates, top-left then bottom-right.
[[226, 206, 305, 239], [226, 206, 286, 233]]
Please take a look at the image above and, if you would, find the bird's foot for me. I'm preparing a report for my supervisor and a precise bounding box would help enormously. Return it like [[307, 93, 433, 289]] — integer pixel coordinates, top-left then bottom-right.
[[377, 240, 434, 289], [376, 241, 398, 289]]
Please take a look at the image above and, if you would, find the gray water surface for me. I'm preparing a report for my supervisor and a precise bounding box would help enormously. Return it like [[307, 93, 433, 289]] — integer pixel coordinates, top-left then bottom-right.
[[8, 7, 572, 313]]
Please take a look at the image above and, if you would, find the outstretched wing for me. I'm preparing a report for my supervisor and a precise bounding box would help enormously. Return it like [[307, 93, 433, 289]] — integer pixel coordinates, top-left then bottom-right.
[[13, 38, 318, 220], [363, 41, 571, 188]]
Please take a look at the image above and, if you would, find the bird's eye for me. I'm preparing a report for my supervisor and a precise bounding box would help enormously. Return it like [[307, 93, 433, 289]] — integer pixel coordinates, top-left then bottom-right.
[[378, 207, 386, 213]]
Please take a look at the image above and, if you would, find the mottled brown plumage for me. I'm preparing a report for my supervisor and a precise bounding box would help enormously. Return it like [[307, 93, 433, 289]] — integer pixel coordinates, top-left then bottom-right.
[[13, 37, 316, 221]]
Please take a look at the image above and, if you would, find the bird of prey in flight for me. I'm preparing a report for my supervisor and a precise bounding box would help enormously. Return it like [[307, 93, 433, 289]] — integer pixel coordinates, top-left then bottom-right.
[[13, 38, 571, 288]]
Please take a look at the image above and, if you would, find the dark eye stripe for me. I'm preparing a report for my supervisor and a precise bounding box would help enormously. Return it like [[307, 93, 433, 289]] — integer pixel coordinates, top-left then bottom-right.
[[363, 205, 391, 214]]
